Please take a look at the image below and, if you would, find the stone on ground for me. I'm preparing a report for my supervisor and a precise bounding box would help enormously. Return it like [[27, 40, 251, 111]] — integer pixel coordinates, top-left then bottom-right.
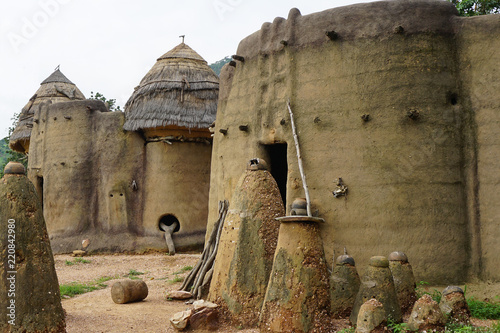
[[355, 298, 386, 333], [439, 286, 471, 325], [170, 310, 192, 331], [407, 294, 446, 331]]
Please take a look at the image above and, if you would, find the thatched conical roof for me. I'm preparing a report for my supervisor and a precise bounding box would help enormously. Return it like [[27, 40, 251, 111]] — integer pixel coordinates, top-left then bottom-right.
[[9, 69, 85, 153], [123, 43, 219, 132]]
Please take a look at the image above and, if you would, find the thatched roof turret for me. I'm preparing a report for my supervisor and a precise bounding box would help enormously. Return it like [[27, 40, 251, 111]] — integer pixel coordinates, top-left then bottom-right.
[[123, 43, 219, 134], [9, 69, 85, 153]]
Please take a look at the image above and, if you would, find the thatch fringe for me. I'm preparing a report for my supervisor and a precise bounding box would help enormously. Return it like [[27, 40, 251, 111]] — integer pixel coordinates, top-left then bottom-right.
[[9, 70, 84, 151], [124, 43, 219, 132]]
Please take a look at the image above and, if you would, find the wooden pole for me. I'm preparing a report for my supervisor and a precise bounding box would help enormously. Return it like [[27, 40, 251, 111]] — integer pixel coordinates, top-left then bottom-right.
[[287, 99, 312, 217]]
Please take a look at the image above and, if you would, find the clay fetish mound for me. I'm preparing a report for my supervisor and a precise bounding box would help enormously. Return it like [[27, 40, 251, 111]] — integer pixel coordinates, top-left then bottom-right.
[[439, 286, 471, 325], [330, 254, 361, 318], [208, 167, 284, 327], [259, 217, 331, 333], [111, 280, 148, 304], [388, 251, 417, 315], [350, 256, 402, 325], [0, 172, 66, 332]]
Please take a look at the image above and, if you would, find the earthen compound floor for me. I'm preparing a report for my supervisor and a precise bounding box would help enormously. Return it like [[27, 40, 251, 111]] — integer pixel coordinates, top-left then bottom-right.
[[55, 253, 498, 333]]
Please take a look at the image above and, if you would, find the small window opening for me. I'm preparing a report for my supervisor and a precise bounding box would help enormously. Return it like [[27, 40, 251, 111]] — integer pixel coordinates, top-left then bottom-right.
[[158, 214, 180, 233]]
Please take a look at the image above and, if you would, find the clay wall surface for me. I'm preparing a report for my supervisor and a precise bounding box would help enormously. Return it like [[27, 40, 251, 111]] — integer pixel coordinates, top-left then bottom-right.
[[456, 14, 500, 281], [208, 0, 500, 284], [143, 141, 212, 249], [28, 100, 147, 252]]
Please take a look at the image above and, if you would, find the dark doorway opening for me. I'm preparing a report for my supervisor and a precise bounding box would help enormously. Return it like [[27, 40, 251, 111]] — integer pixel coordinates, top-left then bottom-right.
[[262, 143, 288, 206], [158, 214, 180, 233], [36, 176, 44, 208]]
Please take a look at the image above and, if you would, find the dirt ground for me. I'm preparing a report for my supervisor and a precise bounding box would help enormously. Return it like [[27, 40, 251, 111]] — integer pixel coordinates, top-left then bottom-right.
[[55, 253, 258, 333], [55, 253, 498, 333]]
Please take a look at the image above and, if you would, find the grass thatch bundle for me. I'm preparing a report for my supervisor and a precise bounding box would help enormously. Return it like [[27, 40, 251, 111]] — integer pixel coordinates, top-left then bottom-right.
[[9, 69, 85, 152], [123, 43, 219, 132]]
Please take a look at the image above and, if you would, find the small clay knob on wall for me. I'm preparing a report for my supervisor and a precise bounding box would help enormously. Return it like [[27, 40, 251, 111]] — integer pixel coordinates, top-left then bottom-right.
[[111, 280, 148, 304]]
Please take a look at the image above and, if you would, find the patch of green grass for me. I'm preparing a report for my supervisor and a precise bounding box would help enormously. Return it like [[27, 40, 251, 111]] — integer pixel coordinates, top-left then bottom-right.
[[60, 283, 99, 298], [127, 269, 144, 276], [416, 281, 442, 303], [174, 266, 193, 275], [444, 322, 500, 332], [387, 317, 411, 333], [467, 297, 500, 320], [168, 275, 184, 285], [65, 258, 91, 266], [337, 328, 355, 333], [60, 275, 119, 298], [74, 257, 91, 264]]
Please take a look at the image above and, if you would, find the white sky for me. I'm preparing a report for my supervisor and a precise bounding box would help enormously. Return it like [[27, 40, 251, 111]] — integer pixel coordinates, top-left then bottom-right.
[[0, 0, 373, 139]]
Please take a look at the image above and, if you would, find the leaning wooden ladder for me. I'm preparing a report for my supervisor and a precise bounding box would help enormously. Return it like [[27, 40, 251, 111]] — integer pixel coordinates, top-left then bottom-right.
[[179, 200, 229, 299]]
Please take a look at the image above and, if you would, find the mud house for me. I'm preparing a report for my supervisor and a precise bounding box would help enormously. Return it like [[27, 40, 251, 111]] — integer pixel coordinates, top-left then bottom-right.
[[207, 0, 500, 284], [10, 43, 218, 253]]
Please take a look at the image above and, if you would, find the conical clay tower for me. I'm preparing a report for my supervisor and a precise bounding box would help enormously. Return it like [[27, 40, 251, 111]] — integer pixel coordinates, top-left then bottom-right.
[[0, 162, 65, 332]]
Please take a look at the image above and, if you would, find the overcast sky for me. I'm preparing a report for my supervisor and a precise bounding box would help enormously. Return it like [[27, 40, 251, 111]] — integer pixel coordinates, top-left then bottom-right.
[[0, 0, 373, 139]]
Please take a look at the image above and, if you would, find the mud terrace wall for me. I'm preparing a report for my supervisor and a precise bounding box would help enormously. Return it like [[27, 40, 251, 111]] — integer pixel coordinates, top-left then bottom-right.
[[207, 0, 500, 284]]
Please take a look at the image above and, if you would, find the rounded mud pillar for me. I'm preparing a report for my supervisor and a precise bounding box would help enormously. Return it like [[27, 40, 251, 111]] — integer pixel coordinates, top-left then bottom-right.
[[0, 162, 66, 332], [208, 159, 284, 326], [259, 216, 330, 333], [388, 251, 417, 315], [350, 256, 402, 325], [330, 254, 361, 318]]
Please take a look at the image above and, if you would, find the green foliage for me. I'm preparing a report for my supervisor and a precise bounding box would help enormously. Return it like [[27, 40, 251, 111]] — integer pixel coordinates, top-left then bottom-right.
[[449, 0, 500, 16], [468, 297, 500, 319], [386, 316, 411, 333], [0, 112, 28, 178], [89, 91, 122, 112], [416, 281, 442, 303], [209, 56, 232, 76], [444, 322, 500, 332], [65, 260, 75, 266]]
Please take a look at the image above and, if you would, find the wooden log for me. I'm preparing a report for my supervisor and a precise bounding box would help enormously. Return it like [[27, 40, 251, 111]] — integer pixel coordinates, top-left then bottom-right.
[[287, 100, 312, 216], [111, 280, 148, 304]]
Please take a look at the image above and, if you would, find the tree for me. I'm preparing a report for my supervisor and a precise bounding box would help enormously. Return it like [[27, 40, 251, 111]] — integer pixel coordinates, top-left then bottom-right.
[[449, 0, 500, 16], [0, 113, 28, 178], [89, 91, 122, 111], [209, 56, 232, 76]]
